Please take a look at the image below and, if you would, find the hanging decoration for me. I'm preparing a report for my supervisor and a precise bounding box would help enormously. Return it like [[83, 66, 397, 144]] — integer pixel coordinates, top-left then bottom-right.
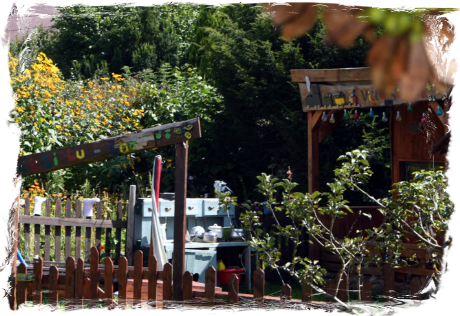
[[369, 108, 375, 118], [344, 109, 350, 119], [396, 111, 402, 122], [382, 112, 388, 122], [354, 110, 359, 120], [407, 102, 413, 112], [321, 111, 327, 121], [329, 114, 336, 124], [437, 105, 443, 116], [422, 113, 426, 123]]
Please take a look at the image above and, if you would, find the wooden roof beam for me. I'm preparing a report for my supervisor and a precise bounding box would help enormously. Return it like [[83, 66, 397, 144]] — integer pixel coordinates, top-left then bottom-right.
[[291, 68, 371, 83]]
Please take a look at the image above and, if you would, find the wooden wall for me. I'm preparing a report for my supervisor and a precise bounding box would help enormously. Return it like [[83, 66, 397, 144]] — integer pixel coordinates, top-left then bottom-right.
[[390, 101, 447, 184]]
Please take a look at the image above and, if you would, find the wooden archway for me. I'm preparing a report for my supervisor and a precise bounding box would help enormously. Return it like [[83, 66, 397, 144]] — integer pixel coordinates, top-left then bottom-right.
[[12, 117, 201, 303]]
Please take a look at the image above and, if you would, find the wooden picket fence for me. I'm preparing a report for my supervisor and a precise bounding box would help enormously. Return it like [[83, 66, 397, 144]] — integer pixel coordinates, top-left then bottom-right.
[[14, 246, 426, 310]]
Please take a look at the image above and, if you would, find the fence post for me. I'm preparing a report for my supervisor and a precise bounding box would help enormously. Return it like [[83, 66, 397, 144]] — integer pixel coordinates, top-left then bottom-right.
[[302, 281, 313, 303], [383, 263, 394, 304], [148, 255, 158, 307], [326, 279, 335, 302], [54, 199, 62, 262], [253, 268, 265, 308], [65, 199, 72, 259], [362, 279, 372, 302], [163, 263, 173, 306], [114, 202, 123, 265], [16, 263, 27, 307], [75, 258, 84, 309], [204, 266, 216, 306], [118, 256, 128, 308], [89, 246, 99, 308], [280, 284, 292, 309], [126, 185, 136, 265], [410, 275, 422, 301], [32, 256, 43, 305], [65, 257, 76, 310], [24, 198, 30, 260], [49, 265, 59, 310], [104, 257, 114, 308], [133, 250, 143, 307], [44, 199, 51, 261], [183, 271, 193, 302], [228, 274, 239, 305]]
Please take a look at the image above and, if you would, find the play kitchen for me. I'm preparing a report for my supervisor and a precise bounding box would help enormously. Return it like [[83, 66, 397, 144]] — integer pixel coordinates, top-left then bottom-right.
[[134, 193, 254, 288]]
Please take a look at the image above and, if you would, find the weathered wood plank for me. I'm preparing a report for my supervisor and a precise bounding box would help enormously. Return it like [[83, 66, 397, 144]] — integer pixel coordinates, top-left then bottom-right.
[[228, 274, 239, 305], [89, 247, 99, 308], [65, 199, 72, 259], [49, 265, 59, 310], [182, 271, 193, 302], [34, 221, 40, 257], [383, 263, 394, 303], [104, 257, 114, 307], [394, 266, 437, 276], [23, 198, 30, 259], [85, 208, 92, 263], [75, 258, 84, 309], [32, 256, 43, 305], [253, 268, 264, 308], [204, 266, 216, 306], [301, 282, 312, 303], [163, 263, 173, 302], [19, 215, 128, 228], [95, 202, 102, 255], [65, 257, 75, 310], [148, 255, 158, 307], [126, 185, 136, 265], [291, 68, 371, 83], [16, 263, 27, 307], [362, 279, 372, 302], [17, 118, 202, 177], [44, 199, 51, 261], [326, 279, 335, 302], [75, 201, 82, 261], [118, 256, 128, 308], [280, 284, 292, 309], [115, 202, 123, 264], [133, 250, 143, 306], [54, 199, 61, 262]]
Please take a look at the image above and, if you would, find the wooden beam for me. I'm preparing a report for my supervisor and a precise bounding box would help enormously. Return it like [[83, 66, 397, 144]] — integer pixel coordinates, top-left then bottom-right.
[[17, 117, 201, 177], [307, 112, 320, 194], [291, 68, 371, 83], [18, 215, 128, 228], [173, 140, 188, 301], [4, 178, 20, 316]]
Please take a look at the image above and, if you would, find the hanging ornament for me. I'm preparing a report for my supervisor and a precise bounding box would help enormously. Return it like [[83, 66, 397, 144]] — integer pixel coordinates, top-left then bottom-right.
[[351, 90, 358, 105], [354, 110, 359, 120], [369, 108, 375, 118], [321, 111, 327, 122], [344, 109, 350, 119], [382, 112, 388, 122], [407, 102, 413, 112], [396, 111, 402, 122], [437, 105, 443, 116], [329, 114, 336, 124], [421, 112, 427, 124]]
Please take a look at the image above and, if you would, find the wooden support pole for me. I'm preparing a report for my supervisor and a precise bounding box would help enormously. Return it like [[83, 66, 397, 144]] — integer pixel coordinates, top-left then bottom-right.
[[173, 140, 188, 301], [126, 185, 136, 265], [4, 178, 20, 316]]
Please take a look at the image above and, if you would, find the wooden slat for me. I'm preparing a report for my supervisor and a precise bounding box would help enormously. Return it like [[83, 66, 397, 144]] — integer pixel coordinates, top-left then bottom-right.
[[89, 246, 99, 308], [85, 203, 92, 263], [104, 257, 114, 307], [383, 263, 394, 303], [280, 284, 292, 309], [148, 255, 158, 306], [290, 68, 371, 83], [410, 276, 422, 300], [133, 250, 143, 306], [16, 263, 27, 307], [54, 199, 62, 262], [44, 199, 51, 261], [163, 263, 173, 303], [182, 271, 193, 302], [228, 274, 239, 304], [253, 268, 264, 308], [302, 282, 312, 303], [394, 266, 437, 276], [325, 280, 337, 316], [204, 266, 216, 306], [23, 198, 30, 259], [18, 117, 202, 177], [34, 221, 40, 257], [65, 257, 75, 310], [32, 256, 43, 305], [65, 199, 72, 259], [19, 215, 128, 228], [48, 265, 59, 309], [75, 201, 82, 261], [115, 202, 123, 264], [126, 185, 136, 265], [75, 258, 84, 309], [362, 279, 372, 302], [95, 202, 102, 254], [336, 272, 348, 303], [118, 256, 128, 308]]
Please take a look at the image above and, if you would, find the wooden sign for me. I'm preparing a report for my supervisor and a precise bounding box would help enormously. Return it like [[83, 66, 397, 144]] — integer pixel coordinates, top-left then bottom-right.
[[17, 117, 201, 177], [300, 83, 441, 112]]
